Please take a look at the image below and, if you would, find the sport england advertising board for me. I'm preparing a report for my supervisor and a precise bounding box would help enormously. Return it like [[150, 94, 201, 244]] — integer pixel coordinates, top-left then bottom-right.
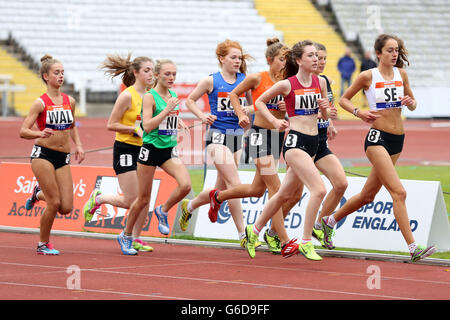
[[194, 170, 450, 253]]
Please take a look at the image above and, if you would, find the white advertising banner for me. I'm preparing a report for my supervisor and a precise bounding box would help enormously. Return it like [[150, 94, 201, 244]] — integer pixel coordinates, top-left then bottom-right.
[[194, 170, 450, 253]]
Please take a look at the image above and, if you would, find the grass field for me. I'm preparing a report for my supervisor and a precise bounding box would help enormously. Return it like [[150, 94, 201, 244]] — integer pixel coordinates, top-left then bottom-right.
[[186, 165, 450, 259]]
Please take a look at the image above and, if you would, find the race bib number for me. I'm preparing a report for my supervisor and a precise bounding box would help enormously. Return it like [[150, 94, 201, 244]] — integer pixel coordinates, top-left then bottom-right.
[[285, 133, 298, 147], [294, 88, 321, 115], [375, 81, 404, 109], [250, 132, 263, 146], [30, 145, 41, 158], [211, 131, 225, 144], [159, 110, 179, 135], [139, 146, 149, 161], [367, 129, 381, 143], [119, 154, 133, 167]]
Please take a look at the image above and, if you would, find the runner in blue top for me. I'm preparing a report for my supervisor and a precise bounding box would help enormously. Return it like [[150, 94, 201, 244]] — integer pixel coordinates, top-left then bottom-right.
[[182, 39, 253, 246]]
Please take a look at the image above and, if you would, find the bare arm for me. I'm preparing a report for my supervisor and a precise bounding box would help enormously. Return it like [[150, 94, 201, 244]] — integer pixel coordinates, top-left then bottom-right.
[[254, 80, 290, 131], [229, 72, 260, 128], [399, 68, 416, 111], [19, 99, 53, 139], [142, 93, 179, 132], [68, 96, 85, 163], [185, 76, 216, 125], [339, 70, 380, 123]]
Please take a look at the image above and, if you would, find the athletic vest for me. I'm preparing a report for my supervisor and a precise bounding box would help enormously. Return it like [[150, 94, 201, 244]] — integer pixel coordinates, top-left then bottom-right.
[[252, 71, 283, 111], [36, 93, 73, 131], [208, 72, 246, 134], [365, 67, 404, 110], [317, 75, 333, 129], [142, 88, 179, 148], [115, 86, 143, 147], [284, 74, 321, 118]]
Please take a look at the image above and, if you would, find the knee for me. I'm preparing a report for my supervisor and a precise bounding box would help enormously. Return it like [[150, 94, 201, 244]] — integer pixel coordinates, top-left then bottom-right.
[[391, 187, 407, 202], [360, 193, 376, 205], [253, 185, 267, 198], [314, 186, 327, 200], [46, 197, 61, 211], [59, 205, 73, 215], [179, 183, 191, 197], [334, 178, 348, 196]]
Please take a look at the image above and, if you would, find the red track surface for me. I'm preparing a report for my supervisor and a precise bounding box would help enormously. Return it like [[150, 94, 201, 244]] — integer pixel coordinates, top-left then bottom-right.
[[0, 232, 449, 300], [1, 117, 449, 301]]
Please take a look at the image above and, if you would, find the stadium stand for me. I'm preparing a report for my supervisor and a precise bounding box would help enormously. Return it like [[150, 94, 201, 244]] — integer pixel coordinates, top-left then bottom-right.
[[330, 0, 450, 88], [254, 0, 364, 118], [0, 0, 280, 98], [1, 0, 448, 117]]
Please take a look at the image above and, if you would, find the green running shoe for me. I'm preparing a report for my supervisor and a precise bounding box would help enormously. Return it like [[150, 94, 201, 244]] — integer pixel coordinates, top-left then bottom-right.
[[298, 242, 322, 261], [132, 239, 154, 252], [245, 225, 259, 258], [83, 189, 101, 222], [411, 244, 437, 262], [321, 216, 336, 249], [312, 227, 326, 248], [179, 199, 192, 232], [263, 229, 281, 254]]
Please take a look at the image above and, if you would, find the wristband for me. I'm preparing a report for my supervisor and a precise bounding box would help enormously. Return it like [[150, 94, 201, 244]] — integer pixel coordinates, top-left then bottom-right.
[[352, 108, 360, 117]]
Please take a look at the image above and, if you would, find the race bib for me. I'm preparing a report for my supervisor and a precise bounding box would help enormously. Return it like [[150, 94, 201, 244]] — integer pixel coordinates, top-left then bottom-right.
[[267, 95, 283, 111], [294, 88, 320, 115], [46, 106, 74, 130], [217, 92, 246, 117], [375, 81, 404, 109], [159, 110, 179, 135]]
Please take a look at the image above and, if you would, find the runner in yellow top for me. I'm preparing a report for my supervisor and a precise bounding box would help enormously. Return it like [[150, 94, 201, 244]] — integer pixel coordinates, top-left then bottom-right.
[[83, 54, 156, 252]]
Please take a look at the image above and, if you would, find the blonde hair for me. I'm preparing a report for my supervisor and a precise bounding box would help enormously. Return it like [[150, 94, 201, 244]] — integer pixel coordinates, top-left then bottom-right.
[[39, 54, 61, 84], [101, 53, 154, 87], [153, 59, 176, 87], [215, 39, 253, 74]]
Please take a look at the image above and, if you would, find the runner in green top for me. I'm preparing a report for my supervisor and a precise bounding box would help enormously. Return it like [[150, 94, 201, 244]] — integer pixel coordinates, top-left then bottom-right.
[[116, 59, 192, 255], [142, 87, 179, 148]]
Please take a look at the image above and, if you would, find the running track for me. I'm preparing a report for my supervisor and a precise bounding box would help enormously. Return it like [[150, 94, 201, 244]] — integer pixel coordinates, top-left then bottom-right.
[[1, 232, 449, 301], [0, 117, 449, 301]]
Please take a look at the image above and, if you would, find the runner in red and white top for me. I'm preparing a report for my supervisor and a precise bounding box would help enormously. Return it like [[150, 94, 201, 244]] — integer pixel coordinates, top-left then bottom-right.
[[20, 54, 85, 255], [246, 40, 330, 261]]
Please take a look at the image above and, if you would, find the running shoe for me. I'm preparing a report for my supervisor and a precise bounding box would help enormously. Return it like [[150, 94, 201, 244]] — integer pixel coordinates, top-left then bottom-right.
[[208, 189, 220, 223], [312, 227, 326, 248], [281, 238, 299, 258], [245, 225, 259, 258], [83, 189, 102, 222], [411, 244, 437, 262], [36, 242, 59, 255], [298, 241, 323, 261], [321, 216, 336, 249], [263, 229, 281, 254], [117, 231, 138, 255], [132, 239, 153, 252], [25, 184, 41, 210], [154, 205, 170, 235], [240, 237, 262, 249], [179, 199, 192, 232]]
